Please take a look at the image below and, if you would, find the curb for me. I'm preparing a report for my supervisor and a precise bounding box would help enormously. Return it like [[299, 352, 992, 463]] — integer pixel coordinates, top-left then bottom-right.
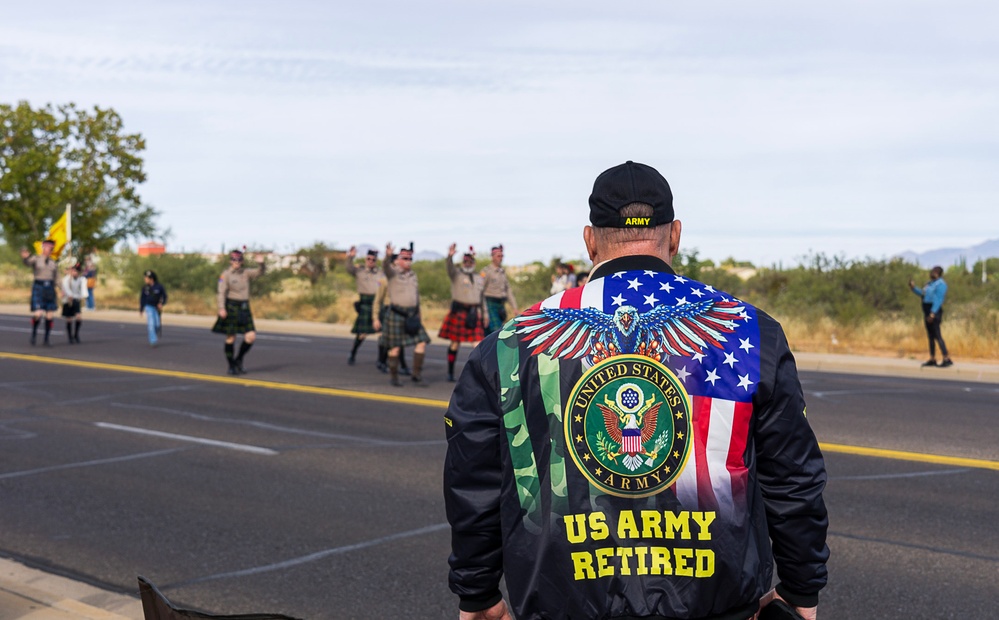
[[0, 557, 142, 620]]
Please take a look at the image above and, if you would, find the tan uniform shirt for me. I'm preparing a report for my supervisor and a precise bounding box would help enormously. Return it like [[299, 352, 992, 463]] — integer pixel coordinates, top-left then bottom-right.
[[481, 263, 517, 308], [447, 260, 486, 306], [217, 263, 265, 310], [383, 262, 419, 308], [345, 258, 382, 296], [23, 255, 59, 281]]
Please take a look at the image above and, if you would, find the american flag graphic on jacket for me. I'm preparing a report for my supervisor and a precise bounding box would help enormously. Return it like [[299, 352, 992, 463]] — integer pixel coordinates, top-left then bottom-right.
[[513, 268, 761, 517]]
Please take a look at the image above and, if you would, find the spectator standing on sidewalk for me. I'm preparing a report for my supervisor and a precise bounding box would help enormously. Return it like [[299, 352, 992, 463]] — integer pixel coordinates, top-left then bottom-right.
[[909, 266, 953, 367], [84, 257, 98, 310], [140, 270, 168, 347]]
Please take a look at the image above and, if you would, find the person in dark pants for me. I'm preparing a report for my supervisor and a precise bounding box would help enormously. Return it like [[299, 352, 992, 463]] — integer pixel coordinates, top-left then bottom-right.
[[140, 270, 168, 347], [909, 266, 953, 367], [20, 240, 60, 346], [444, 161, 828, 620]]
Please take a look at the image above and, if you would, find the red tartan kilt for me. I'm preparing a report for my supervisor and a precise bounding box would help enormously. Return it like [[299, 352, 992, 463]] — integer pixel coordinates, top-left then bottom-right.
[[438, 309, 484, 342]]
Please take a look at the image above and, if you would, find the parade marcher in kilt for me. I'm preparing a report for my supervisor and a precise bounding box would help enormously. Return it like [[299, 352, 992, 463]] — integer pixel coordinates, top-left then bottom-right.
[[440, 244, 486, 382], [212, 249, 265, 375], [20, 240, 60, 346], [382, 242, 431, 386], [60, 262, 88, 344], [481, 244, 518, 336], [374, 259, 410, 376], [345, 246, 383, 365]]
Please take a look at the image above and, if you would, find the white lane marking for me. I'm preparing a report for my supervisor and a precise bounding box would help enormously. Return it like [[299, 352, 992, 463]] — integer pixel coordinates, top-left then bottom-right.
[[254, 334, 311, 343], [114, 403, 445, 446], [830, 468, 972, 481], [95, 422, 279, 455], [176, 523, 449, 585], [0, 325, 65, 335], [0, 448, 183, 480]]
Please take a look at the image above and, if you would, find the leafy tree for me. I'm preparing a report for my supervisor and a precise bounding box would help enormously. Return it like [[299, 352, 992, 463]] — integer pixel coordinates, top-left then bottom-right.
[[0, 101, 157, 254], [296, 241, 334, 286]]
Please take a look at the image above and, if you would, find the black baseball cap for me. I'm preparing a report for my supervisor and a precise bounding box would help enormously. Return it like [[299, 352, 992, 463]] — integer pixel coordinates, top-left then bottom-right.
[[588, 161, 674, 228]]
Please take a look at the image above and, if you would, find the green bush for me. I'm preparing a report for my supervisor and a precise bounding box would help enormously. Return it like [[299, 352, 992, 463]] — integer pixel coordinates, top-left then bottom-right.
[[106, 252, 221, 295]]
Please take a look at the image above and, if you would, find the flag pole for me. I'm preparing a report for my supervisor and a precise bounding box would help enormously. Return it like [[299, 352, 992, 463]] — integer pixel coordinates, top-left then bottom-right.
[[66, 204, 72, 250]]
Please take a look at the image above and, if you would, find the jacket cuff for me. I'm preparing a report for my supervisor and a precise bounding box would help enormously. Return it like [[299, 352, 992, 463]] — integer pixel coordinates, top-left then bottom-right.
[[775, 583, 819, 608], [458, 591, 503, 613]]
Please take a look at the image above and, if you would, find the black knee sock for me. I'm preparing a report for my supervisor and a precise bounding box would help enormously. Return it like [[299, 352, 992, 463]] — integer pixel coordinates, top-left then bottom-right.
[[378, 345, 388, 365], [74, 321, 81, 340], [44, 319, 53, 341], [447, 348, 457, 375], [66, 322, 74, 342], [350, 336, 363, 358], [225, 342, 235, 363], [31, 317, 39, 337], [237, 341, 252, 361]]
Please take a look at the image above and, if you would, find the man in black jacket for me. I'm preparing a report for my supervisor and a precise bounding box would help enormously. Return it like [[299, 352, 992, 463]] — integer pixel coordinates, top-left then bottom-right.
[[443, 162, 828, 620]]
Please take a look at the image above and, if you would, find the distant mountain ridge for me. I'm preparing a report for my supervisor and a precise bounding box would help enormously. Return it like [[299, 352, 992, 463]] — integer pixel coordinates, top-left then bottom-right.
[[896, 238, 999, 268]]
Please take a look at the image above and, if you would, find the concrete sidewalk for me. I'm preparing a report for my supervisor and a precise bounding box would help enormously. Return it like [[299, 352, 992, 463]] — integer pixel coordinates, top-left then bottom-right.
[[0, 558, 141, 620], [1, 305, 996, 620]]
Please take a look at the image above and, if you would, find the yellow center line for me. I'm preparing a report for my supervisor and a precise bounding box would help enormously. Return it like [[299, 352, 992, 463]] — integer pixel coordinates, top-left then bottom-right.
[[0, 352, 448, 409], [3, 352, 997, 471], [819, 442, 999, 471]]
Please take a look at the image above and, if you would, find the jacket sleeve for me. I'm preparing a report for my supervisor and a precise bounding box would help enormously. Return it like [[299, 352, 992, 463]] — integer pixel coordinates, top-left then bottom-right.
[[443, 341, 505, 613], [753, 315, 829, 608]]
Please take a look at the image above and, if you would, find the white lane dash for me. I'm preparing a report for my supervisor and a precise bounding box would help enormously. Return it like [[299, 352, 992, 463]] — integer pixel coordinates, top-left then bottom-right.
[[96, 422, 279, 455], [174, 522, 449, 586], [0, 448, 183, 480]]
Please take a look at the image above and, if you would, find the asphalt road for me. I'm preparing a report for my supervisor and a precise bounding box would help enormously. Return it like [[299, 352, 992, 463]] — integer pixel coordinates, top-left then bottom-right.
[[1, 313, 996, 619]]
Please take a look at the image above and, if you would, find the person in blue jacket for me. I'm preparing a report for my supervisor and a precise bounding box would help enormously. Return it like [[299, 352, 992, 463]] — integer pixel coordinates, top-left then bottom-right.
[[139, 270, 168, 347], [909, 266, 953, 367], [444, 162, 828, 620]]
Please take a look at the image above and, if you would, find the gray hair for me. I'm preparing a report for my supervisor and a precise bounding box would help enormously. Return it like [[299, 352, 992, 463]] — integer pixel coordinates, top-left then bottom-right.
[[591, 203, 672, 245]]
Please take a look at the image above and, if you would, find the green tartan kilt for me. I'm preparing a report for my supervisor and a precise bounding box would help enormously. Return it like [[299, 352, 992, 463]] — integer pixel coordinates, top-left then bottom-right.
[[379, 306, 430, 349], [351, 294, 378, 334], [212, 299, 256, 335], [485, 296, 508, 335]]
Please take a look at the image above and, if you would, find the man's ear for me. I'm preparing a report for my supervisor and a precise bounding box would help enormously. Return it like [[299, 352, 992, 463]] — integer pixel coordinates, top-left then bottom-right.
[[583, 226, 598, 263], [667, 220, 682, 263]]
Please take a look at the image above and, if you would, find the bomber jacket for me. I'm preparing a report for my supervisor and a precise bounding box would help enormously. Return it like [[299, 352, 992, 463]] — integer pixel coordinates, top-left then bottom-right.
[[444, 254, 828, 620]]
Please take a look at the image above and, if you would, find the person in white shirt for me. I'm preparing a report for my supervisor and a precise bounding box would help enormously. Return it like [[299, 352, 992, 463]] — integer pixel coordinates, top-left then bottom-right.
[[60, 262, 88, 344]]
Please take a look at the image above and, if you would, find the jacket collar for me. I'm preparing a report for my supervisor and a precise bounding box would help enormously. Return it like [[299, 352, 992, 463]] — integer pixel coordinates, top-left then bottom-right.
[[590, 254, 676, 281]]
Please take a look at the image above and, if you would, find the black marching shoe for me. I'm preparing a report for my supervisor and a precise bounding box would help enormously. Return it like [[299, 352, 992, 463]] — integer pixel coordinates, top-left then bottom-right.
[[939, 358, 953, 368], [399, 367, 411, 376], [377, 362, 388, 373], [30, 334, 36, 346], [234, 359, 246, 375], [348, 355, 356, 366], [227, 362, 239, 375], [921, 359, 937, 367], [447, 372, 455, 382]]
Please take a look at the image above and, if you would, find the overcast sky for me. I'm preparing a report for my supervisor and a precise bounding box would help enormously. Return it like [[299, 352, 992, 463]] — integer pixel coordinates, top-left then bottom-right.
[[2, 1, 996, 266]]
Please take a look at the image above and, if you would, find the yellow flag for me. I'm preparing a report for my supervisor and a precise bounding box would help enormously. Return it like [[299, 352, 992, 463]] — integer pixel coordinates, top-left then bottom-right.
[[33, 205, 72, 260]]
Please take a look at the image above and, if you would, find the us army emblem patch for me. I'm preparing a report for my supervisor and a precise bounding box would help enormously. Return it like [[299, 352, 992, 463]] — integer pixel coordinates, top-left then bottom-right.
[[565, 354, 692, 498]]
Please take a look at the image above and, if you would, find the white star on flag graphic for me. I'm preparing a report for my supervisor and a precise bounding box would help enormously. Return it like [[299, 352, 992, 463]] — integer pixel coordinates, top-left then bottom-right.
[[627, 278, 642, 290], [739, 338, 755, 353], [675, 366, 692, 382], [723, 352, 738, 368], [705, 369, 720, 385], [643, 293, 659, 307], [611, 293, 626, 306], [738, 374, 754, 390]]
